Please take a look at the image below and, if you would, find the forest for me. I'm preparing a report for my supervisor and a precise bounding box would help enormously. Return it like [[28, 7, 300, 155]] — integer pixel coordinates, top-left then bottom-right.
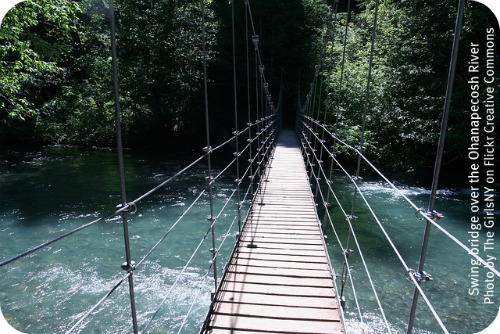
[[0, 0, 498, 171]]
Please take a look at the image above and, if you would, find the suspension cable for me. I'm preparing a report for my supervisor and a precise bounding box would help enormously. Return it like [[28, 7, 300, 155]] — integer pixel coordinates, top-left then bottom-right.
[[231, 0, 243, 233], [200, 0, 218, 294], [245, 0, 254, 197]]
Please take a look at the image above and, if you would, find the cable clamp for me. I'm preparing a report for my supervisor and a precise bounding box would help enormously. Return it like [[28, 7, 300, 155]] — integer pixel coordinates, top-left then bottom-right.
[[116, 202, 137, 215], [406, 269, 433, 282], [207, 216, 217, 223], [355, 145, 366, 152], [428, 210, 444, 220], [347, 215, 357, 222], [202, 146, 213, 153], [252, 35, 259, 50], [342, 248, 353, 258], [121, 260, 136, 272], [232, 130, 240, 136]]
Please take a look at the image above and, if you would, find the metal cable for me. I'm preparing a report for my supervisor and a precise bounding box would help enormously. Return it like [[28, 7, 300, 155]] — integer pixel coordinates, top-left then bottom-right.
[[299, 131, 364, 324], [142, 172, 241, 333], [301, 129, 391, 331], [407, 1, 467, 331], [310, 117, 500, 278], [231, 0, 243, 233], [305, 121, 451, 332], [200, 0, 218, 293], [108, 0, 138, 330]]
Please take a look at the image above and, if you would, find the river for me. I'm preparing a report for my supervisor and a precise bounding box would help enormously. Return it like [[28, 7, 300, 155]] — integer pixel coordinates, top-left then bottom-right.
[[0, 145, 498, 333]]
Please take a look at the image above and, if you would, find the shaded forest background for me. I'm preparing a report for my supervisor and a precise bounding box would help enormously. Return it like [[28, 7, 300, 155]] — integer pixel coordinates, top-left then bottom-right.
[[0, 0, 498, 172]]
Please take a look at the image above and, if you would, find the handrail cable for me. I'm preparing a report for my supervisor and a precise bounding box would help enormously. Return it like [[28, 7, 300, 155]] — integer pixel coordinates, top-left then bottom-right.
[[0, 134, 247, 268], [64, 272, 131, 333], [308, 116, 500, 278], [302, 122, 449, 333], [138, 124, 272, 331], [141, 177, 242, 333], [301, 129, 391, 332], [299, 133, 364, 326], [135, 190, 206, 269], [178, 205, 244, 334], [108, 0, 139, 331], [304, 125, 449, 333]]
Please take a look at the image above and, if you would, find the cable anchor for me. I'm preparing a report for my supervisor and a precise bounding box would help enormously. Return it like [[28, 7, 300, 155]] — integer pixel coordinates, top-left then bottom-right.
[[121, 260, 136, 272]]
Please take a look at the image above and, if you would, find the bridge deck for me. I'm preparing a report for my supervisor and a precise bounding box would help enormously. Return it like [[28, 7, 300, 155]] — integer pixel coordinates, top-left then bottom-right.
[[202, 129, 345, 333]]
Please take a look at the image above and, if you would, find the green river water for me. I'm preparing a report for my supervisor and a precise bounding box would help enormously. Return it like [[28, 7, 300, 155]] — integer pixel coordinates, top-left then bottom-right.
[[0, 145, 498, 333]]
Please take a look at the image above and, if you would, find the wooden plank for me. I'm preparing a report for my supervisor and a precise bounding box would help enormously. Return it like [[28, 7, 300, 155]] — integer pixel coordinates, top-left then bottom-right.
[[234, 252, 328, 263], [235, 247, 328, 258], [238, 236, 324, 246], [240, 231, 323, 241], [226, 264, 332, 278], [216, 291, 338, 308], [218, 281, 337, 298], [206, 314, 343, 334], [212, 303, 342, 322], [238, 237, 326, 250], [230, 257, 329, 270], [223, 272, 334, 288]]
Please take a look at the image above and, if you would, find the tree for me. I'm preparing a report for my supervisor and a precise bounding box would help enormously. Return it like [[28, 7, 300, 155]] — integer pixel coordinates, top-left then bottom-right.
[[0, 0, 80, 122]]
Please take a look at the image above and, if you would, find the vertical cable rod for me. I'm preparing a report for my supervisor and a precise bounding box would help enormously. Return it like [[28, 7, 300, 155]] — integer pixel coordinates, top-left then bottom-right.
[[339, 0, 380, 313], [108, 0, 138, 332], [200, 0, 218, 294], [245, 0, 254, 197], [333, 0, 351, 140], [406, 0, 466, 332], [231, 0, 242, 232], [318, 2, 339, 214]]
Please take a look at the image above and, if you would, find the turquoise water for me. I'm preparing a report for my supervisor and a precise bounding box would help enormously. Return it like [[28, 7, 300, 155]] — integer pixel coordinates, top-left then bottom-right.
[[0, 146, 245, 333], [0, 146, 498, 333], [322, 174, 499, 333]]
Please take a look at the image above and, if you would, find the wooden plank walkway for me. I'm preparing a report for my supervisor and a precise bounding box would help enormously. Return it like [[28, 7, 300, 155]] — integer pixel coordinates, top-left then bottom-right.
[[201, 129, 345, 334]]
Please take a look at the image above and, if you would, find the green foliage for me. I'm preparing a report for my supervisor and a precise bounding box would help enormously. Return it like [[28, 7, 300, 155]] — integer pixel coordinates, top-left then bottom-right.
[[0, 0, 81, 121], [323, 0, 499, 170]]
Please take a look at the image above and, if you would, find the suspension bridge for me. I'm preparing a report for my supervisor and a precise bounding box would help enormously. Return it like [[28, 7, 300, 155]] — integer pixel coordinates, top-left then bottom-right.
[[1, 0, 499, 333]]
